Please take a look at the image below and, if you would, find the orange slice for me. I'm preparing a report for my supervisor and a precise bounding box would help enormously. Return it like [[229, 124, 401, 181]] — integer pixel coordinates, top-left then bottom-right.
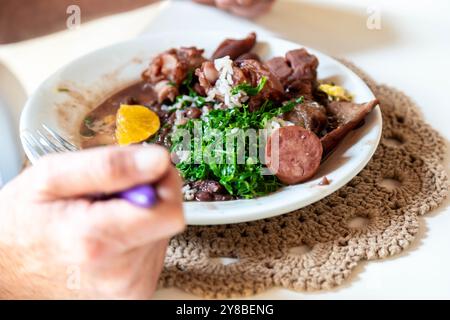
[[115, 104, 160, 146]]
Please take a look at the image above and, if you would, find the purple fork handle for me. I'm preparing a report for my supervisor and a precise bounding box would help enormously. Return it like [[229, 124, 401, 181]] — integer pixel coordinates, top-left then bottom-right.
[[117, 184, 157, 208]]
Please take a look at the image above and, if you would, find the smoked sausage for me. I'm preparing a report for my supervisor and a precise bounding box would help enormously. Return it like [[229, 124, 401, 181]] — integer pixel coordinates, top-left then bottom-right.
[[266, 126, 323, 184]]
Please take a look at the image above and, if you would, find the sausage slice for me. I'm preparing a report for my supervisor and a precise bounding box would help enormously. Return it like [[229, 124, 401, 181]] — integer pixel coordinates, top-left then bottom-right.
[[266, 126, 323, 184]]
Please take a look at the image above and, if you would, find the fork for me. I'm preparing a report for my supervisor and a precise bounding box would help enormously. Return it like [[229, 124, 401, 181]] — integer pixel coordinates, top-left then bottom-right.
[[22, 124, 157, 208]]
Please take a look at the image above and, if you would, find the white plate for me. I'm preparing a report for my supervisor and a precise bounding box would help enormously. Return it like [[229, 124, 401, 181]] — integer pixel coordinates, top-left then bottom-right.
[[20, 31, 382, 225]]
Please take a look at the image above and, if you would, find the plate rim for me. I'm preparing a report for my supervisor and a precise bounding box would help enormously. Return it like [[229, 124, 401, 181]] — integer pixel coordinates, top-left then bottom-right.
[[20, 31, 382, 225]]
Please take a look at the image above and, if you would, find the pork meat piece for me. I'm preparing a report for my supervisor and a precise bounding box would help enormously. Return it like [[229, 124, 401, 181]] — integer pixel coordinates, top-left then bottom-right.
[[285, 48, 319, 82], [142, 47, 206, 86], [195, 58, 281, 110], [321, 99, 379, 155], [326, 99, 375, 125], [236, 52, 261, 62], [236, 59, 284, 110], [286, 79, 315, 100], [195, 60, 219, 92], [283, 99, 328, 135], [211, 32, 257, 60], [153, 80, 178, 103], [265, 57, 292, 86], [266, 48, 319, 99]]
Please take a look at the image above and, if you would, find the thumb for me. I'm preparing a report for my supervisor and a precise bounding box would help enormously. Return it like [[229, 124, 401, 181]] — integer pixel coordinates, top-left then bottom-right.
[[27, 145, 171, 200]]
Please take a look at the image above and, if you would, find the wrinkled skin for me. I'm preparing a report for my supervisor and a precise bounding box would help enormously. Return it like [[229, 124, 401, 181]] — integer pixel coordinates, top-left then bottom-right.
[[0, 145, 184, 299]]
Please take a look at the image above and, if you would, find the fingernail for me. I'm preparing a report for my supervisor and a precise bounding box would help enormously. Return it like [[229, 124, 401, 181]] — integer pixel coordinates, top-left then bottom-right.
[[134, 147, 165, 173]]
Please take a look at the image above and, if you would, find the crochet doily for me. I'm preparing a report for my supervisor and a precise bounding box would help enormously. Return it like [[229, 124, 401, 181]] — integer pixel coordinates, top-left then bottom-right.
[[160, 62, 448, 298]]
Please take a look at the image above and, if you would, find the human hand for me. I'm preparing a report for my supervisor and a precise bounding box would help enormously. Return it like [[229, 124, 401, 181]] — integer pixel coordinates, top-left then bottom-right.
[[0, 145, 184, 299], [194, 0, 275, 18]]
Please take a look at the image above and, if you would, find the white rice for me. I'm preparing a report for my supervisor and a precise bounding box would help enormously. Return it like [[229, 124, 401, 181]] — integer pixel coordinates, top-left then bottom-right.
[[181, 184, 197, 201], [265, 117, 294, 134], [201, 106, 210, 117], [174, 109, 187, 126], [161, 95, 196, 112], [200, 105, 211, 121], [164, 56, 249, 117], [206, 56, 248, 108]]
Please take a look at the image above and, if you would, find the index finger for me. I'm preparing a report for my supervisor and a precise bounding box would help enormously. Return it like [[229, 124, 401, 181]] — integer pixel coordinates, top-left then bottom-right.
[[27, 144, 171, 200]]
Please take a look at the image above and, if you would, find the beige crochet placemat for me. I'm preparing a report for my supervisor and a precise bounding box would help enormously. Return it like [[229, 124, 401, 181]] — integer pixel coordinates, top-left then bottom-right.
[[159, 61, 449, 298]]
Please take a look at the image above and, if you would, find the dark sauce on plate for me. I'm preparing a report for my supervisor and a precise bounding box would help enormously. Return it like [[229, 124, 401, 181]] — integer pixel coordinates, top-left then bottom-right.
[[79, 81, 159, 148]]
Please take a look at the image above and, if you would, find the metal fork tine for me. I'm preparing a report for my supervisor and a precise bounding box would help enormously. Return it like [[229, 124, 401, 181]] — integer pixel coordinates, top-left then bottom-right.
[[35, 130, 59, 154], [36, 129, 65, 153], [28, 132, 48, 155], [22, 125, 79, 164], [42, 124, 78, 152], [22, 131, 46, 160]]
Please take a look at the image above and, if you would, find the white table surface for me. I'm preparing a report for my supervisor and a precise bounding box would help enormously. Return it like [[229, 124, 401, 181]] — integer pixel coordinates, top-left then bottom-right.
[[0, 0, 448, 299]]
